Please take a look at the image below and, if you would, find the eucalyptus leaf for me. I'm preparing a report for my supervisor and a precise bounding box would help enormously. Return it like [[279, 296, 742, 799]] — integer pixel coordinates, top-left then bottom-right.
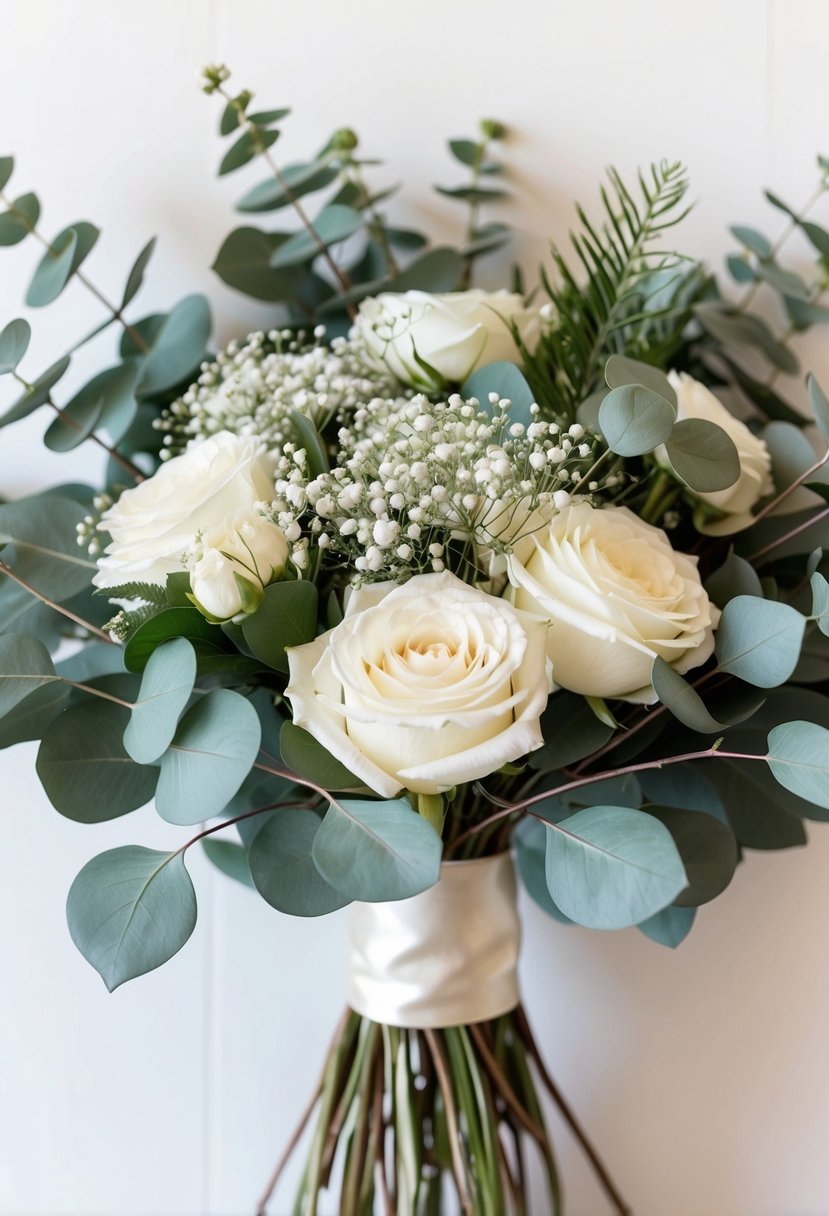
[[123, 637, 196, 764], [730, 225, 772, 258], [123, 607, 226, 672], [312, 798, 442, 902], [219, 127, 280, 176], [201, 838, 254, 889], [646, 806, 738, 906], [44, 362, 139, 452], [26, 228, 78, 307], [544, 805, 687, 930], [155, 689, 262, 825], [598, 384, 676, 456], [513, 818, 572, 923], [134, 295, 211, 396], [237, 162, 338, 213], [121, 237, 157, 309], [212, 227, 305, 302], [651, 658, 726, 733], [664, 418, 740, 492], [279, 720, 364, 791], [0, 633, 58, 716], [811, 572, 829, 636], [249, 808, 350, 915], [461, 362, 536, 428], [0, 318, 30, 375], [694, 303, 799, 375], [715, 595, 805, 687], [767, 721, 829, 810], [0, 495, 96, 617], [66, 846, 197, 991], [0, 156, 12, 192], [808, 374, 829, 445], [705, 549, 763, 607], [37, 700, 158, 822], [0, 192, 40, 245], [639, 763, 728, 824], [0, 680, 69, 749], [240, 580, 318, 674], [390, 248, 463, 293], [638, 905, 696, 948], [530, 691, 614, 770], [270, 205, 364, 268], [0, 355, 71, 430], [604, 354, 677, 405]]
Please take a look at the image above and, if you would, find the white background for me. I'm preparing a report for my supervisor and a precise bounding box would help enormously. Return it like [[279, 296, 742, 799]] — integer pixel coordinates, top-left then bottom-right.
[[2, 1, 829, 1213]]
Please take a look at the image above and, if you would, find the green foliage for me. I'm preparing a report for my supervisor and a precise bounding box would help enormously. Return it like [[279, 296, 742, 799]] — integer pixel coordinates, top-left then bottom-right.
[[461, 362, 536, 429], [522, 161, 697, 422], [123, 638, 196, 764], [121, 237, 156, 309], [280, 720, 364, 791], [122, 607, 228, 672], [530, 692, 614, 771], [664, 418, 740, 492], [638, 905, 696, 948], [155, 689, 262, 825], [544, 804, 687, 930], [0, 355, 71, 429], [37, 699, 158, 822], [0, 318, 30, 374], [312, 798, 442, 902], [201, 838, 254, 888], [513, 819, 572, 923], [130, 295, 211, 396], [66, 846, 197, 990], [249, 808, 350, 915], [0, 192, 40, 245], [715, 595, 805, 686], [240, 579, 318, 673], [0, 494, 96, 630], [26, 223, 100, 308], [44, 362, 139, 452], [767, 721, 829, 810], [0, 633, 57, 717], [599, 384, 675, 456]]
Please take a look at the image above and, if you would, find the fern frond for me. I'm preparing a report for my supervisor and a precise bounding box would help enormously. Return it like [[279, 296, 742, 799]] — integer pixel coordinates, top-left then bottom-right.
[[522, 160, 703, 421], [93, 580, 169, 605], [104, 601, 165, 641]]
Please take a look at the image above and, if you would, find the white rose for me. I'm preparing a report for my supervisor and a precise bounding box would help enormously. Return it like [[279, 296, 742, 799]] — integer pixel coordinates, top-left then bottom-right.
[[189, 511, 289, 620], [354, 289, 540, 390], [285, 571, 549, 797], [94, 432, 275, 588], [657, 371, 773, 534], [507, 502, 718, 704]]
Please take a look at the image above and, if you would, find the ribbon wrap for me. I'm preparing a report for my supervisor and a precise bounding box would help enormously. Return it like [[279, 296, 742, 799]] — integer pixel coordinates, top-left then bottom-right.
[[347, 853, 520, 1029]]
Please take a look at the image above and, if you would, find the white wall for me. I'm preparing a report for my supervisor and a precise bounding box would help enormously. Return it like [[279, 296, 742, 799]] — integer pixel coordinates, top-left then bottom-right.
[[2, 2, 829, 1213]]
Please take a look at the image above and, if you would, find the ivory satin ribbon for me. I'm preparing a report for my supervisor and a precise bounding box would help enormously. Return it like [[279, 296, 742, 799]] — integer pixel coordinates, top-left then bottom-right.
[[346, 853, 521, 1029]]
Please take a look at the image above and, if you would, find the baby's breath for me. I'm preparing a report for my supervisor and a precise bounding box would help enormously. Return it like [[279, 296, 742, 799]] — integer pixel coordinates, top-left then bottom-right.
[[269, 392, 620, 584], [156, 327, 394, 457]]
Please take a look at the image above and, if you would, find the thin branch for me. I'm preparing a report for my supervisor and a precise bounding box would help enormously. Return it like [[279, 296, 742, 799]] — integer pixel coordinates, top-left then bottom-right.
[[0, 189, 150, 353], [0, 559, 114, 642], [749, 502, 829, 564], [750, 448, 829, 528], [515, 1005, 631, 1216], [468, 1023, 547, 1147]]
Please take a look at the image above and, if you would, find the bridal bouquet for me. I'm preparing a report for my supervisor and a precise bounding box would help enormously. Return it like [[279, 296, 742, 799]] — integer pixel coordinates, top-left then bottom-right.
[[2, 64, 829, 1214]]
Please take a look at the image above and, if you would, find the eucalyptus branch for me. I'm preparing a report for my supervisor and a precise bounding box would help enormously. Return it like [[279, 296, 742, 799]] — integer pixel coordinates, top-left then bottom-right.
[[448, 744, 766, 852], [749, 445, 829, 527], [749, 502, 829, 564], [345, 157, 400, 277], [734, 181, 828, 317], [0, 189, 149, 353], [215, 86, 357, 315], [12, 370, 144, 482], [0, 559, 114, 642]]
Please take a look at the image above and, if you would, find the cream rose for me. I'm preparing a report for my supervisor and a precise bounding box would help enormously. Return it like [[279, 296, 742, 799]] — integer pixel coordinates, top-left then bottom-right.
[[354, 289, 540, 390], [507, 502, 718, 703], [94, 431, 275, 588], [285, 571, 549, 797], [657, 371, 773, 533], [189, 510, 289, 620]]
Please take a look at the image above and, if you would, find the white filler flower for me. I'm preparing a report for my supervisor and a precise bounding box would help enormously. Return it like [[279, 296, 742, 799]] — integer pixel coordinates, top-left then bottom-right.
[[285, 571, 549, 797], [354, 289, 540, 389], [508, 501, 719, 703], [94, 431, 275, 588]]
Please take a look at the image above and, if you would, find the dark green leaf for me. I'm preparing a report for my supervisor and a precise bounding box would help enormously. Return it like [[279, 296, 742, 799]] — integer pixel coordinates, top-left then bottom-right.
[[390, 248, 463, 293], [651, 658, 726, 733], [706, 549, 763, 606], [0, 494, 95, 621], [808, 374, 829, 444], [514, 818, 572, 923], [66, 846, 196, 990], [249, 808, 350, 915], [646, 806, 738, 906], [135, 295, 211, 396], [37, 700, 158, 822], [202, 838, 254, 888], [237, 162, 338, 213], [44, 362, 139, 452], [212, 227, 305, 302], [448, 139, 481, 167], [638, 905, 695, 948], [0, 355, 71, 430], [0, 633, 57, 717], [0, 156, 12, 191], [665, 418, 740, 492], [121, 237, 157, 309], [123, 607, 227, 672], [280, 720, 364, 791], [530, 691, 614, 771], [0, 192, 39, 246], [241, 580, 318, 674], [695, 302, 799, 374], [436, 185, 508, 203], [219, 128, 280, 176]]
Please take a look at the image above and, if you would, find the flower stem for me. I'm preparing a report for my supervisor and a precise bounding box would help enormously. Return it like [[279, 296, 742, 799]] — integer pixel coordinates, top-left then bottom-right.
[[0, 559, 113, 642]]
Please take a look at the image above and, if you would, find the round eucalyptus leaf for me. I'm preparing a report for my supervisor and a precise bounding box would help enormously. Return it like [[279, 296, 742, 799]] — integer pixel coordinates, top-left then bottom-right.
[[767, 721, 829, 810], [0, 680, 69, 749], [155, 689, 261, 825], [715, 595, 805, 687], [0, 633, 57, 718], [598, 385, 675, 456], [37, 699, 158, 822], [705, 549, 763, 607], [0, 192, 40, 246], [66, 846, 196, 991], [646, 806, 738, 906], [544, 805, 687, 930], [123, 637, 197, 764], [0, 318, 31, 375], [312, 798, 442, 902], [201, 838, 254, 889], [249, 807, 350, 916], [638, 905, 695, 948], [212, 227, 305, 302], [764, 420, 822, 493], [604, 354, 677, 405], [0, 494, 96, 616], [513, 818, 572, 923], [665, 418, 740, 492], [461, 362, 536, 428]]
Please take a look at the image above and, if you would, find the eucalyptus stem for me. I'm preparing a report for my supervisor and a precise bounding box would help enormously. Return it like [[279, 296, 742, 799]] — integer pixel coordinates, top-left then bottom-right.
[[0, 189, 150, 353], [749, 501, 829, 564], [12, 370, 144, 482], [216, 87, 356, 315], [735, 180, 828, 316], [0, 559, 113, 642]]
